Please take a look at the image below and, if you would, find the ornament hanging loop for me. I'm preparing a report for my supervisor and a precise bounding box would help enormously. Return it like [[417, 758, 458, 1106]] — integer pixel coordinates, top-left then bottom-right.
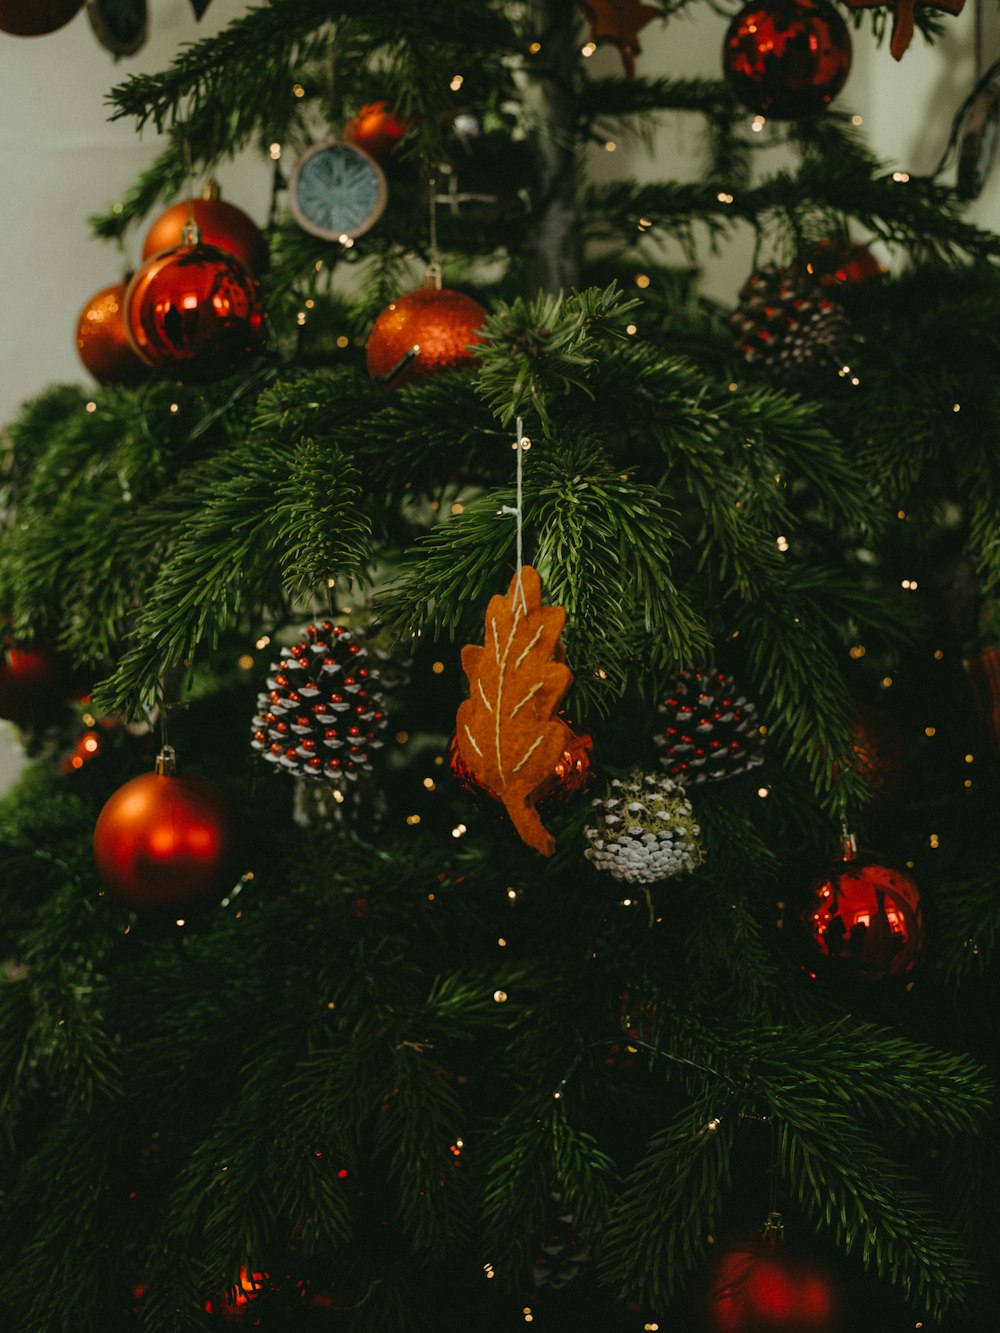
[[500, 416, 531, 615], [155, 745, 177, 776]]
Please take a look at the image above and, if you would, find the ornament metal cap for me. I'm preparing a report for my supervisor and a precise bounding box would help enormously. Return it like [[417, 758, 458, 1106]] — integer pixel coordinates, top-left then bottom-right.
[[155, 745, 177, 776], [839, 824, 858, 860], [424, 261, 443, 291], [180, 219, 202, 247], [762, 1211, 785, 1243]]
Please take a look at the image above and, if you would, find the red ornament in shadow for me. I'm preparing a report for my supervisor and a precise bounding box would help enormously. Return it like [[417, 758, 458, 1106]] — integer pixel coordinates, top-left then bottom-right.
[[802, 850, 923, 982], [705, 1224, 842, 1331], [796, 239, 885, 288], [0, 636, 78, 725], [344, 101, 410, 159], [722, 0, 852, 120]]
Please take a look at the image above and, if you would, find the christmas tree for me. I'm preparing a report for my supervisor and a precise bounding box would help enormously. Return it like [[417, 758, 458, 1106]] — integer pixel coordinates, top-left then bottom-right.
[[2, 1, 999, 1330]]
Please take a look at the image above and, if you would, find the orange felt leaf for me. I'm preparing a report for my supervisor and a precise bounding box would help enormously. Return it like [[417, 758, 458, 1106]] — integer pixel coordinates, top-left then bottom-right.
[[456, 566, 573, 857]]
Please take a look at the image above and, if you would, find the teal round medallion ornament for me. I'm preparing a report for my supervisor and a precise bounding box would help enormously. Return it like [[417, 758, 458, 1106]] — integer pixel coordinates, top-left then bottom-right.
[[289, 138, 388, 242]]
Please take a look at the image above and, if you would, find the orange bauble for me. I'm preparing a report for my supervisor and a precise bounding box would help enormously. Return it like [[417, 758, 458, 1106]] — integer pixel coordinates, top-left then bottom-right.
[[93, 754, 234, 912], [76, 281, 150, 386], [0, 0, 82, 35], [449, 723, 593, 809], [142, 185, 268, 275], [0, 637, 75, 724], [343, 101, 410, 159], [366, 285, 487, 387], [124, 242, 265, 383]]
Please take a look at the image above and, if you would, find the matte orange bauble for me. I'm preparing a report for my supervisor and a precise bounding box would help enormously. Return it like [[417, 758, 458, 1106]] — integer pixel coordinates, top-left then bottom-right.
[[343, 101, 410, 159], [366, 283, 487, 387], [0, 0, 82, 35], [705, 1225, 841, 1331], [76, 282, 150, 387], [142, 184, 268, 274], [93, 750, 234, 912], [124, 241, 265, 383]]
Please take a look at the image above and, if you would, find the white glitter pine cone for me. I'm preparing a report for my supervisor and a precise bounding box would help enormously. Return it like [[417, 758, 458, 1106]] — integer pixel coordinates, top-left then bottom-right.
[[583, 772, 702, 885]]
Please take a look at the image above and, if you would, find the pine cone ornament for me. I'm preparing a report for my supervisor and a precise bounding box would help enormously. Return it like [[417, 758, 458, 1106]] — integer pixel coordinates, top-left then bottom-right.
[[655, 667, 765, 784], [732, 261, 849, 385], [532, 1187, 595, 1290], [584, 772, 702, 885], [250, 622, 388, 783]]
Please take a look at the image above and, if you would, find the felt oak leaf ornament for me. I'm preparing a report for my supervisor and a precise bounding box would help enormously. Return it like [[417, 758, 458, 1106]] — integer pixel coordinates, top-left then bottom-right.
[[456, 566, 574, 856], [843, 0, 965, 61], [577, 0, 662, 78]]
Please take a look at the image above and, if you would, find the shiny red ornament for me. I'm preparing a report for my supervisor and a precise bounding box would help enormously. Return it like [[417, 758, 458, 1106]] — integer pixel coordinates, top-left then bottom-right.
[[124, 242, 265, 384], [722, 0, 852, 120], [93, 750, 234, 912], [0, 638, 74, 724], [797, 239, 884, 288], [204, 1266, 269, 1317], [142, 184, 268, 274], [76, 281, 150, 387], [449, 723, 593, 809], [802, 846, 923, 982], [366, 283, 487, 387], [0, 0, 82, 35], [343, 101, 410, 159], [705, 1227, 841, 1332]]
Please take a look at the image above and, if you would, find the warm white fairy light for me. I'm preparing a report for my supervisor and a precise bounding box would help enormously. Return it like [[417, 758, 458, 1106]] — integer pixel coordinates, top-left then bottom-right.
[[717, 191, 734, 204], [892, 170, 910, 183], [269, 142, 281, 159]]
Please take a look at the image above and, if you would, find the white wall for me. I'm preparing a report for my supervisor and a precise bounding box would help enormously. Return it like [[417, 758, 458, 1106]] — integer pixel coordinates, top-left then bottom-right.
[[2, 1, 999, 790]]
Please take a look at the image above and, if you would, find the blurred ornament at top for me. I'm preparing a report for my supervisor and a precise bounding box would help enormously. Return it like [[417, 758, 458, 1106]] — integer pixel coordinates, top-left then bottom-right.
[[142, 181, 268, 275], [722, 0, 852, 119], [86, 0, 147, 56], [577, 0, 661, 77], [843, 0, 965, 61], [0, 0, 82, 34], [343, 101, 410, 159]]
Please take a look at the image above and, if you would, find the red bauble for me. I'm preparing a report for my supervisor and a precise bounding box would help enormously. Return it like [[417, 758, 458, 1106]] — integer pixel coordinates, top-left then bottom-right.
[[722, 0, 852, 120], [142, 185, 268, 275], [124, 243, 265, 383], [366, 284, 487, 387], [0, 0, 82, 35], [343, 101, 410, 159], [802, 850, 923, 982], [93, 752, 234, 912], [0, 638, 74, 724], [797, 239, 885, 288], [76, 281, 150, 387], [204, 1267, 270, 1317], [705, 1233, 841, 1332], [449, 723, 593, 808]]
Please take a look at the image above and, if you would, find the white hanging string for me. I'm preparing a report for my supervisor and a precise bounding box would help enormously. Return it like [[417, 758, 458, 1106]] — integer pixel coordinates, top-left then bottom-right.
[[501, 415, 530, 615]]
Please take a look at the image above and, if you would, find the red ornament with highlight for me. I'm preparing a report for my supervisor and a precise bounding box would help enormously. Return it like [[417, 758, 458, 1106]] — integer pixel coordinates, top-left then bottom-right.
[[366, 284, 487, 387], [142, 185, 268, 275], [124, 242, 265, 383], [797, 239, 884, 288], [93, 749, 234, 913], [705, 1224, 841, 1332], [722, 0, 852, 120], [344, 101, 410, 159], [0, 0, 82, 35], [0, 637, 75, 725], [76, 282, 150, 387], [802, 844, 923, 982]]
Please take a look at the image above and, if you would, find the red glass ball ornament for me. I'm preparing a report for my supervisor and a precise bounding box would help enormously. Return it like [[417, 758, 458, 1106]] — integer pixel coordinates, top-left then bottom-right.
[[76, 281, 150, 387], [142, 188, 268, 275], [705, 1233, 840, 1332], [802, 851, 923, 982], [449, 722, 593, 809], [93, 757, 233, 912], [0, 638, 74, 724], [722, 0, 852, 120], [124, 243, 265, 384], [344, 100, 410, 159], [797, 239, 884, 288], [0, 0, 82, 35], [204, 1267, 269, 1317], [366, 285, 487, 387]]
